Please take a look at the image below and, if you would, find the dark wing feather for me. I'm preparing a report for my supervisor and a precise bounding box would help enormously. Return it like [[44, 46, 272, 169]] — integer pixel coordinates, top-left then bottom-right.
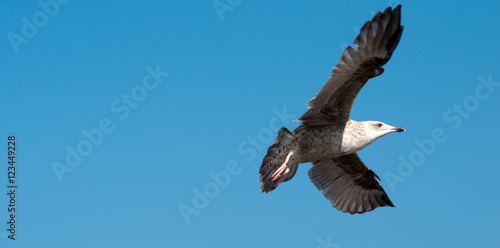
[[308, 153, 394, 214], [298, 5, 404, 126]]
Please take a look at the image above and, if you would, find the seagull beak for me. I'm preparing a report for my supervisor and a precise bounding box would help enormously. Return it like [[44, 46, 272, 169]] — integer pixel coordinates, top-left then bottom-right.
[[392, 126, 405, 132]]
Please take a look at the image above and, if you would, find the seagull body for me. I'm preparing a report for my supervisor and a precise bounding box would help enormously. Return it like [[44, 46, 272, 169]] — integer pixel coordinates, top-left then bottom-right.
[[259, 5, 405, 214], [292, 120, 404, 163]]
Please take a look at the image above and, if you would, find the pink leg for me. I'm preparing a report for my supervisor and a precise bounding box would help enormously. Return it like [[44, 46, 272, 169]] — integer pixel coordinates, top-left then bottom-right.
[[271, 152, 292, 188]]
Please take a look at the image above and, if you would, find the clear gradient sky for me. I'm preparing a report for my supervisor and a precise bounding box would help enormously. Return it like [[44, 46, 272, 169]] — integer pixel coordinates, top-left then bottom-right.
[[1, 1, 500, 247]]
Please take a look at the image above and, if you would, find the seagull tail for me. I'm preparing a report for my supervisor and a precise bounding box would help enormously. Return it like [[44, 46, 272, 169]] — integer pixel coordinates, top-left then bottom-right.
[[259, 127, 298, 193]]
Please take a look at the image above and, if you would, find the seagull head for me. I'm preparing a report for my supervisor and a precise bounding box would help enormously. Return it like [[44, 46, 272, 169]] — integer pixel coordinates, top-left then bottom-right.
[[364, 121, 405, 141]]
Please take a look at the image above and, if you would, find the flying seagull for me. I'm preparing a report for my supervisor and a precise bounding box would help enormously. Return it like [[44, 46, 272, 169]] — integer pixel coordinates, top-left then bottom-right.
[[259, 5, 405, 214]]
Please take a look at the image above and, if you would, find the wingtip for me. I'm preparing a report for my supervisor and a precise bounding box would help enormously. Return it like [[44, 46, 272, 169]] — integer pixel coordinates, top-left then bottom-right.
[[381, 194, 395, 207], [385, 4, 402, 16]]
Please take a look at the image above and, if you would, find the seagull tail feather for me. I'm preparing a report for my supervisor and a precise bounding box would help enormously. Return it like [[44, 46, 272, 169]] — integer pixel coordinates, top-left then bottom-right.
[[259, 127, 298, 193]]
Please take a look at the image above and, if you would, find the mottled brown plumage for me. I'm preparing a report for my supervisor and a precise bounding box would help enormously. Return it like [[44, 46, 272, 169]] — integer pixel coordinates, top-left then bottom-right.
[[259, 5, 405, 214]]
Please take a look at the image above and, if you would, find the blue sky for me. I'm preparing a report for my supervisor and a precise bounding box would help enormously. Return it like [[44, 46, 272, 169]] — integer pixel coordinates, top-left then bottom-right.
[[1, 0, 500, 247]]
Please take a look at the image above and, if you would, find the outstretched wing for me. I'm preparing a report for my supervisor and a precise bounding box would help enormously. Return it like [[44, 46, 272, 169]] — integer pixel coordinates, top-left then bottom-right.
[[308, 153, 394, 214], [298, 5, 404, 126]]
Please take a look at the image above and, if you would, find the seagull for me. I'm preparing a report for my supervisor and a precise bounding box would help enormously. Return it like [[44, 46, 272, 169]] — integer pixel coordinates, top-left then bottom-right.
[[259, 5, 405, 214]]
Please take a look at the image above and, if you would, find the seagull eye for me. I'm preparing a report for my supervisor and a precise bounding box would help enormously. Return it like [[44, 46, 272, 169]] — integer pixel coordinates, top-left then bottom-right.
[[377, 123, 382, 128]]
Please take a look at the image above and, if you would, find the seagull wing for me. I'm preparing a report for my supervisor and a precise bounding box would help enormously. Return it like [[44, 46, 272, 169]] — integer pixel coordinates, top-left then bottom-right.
[[308, 153, 394, 214], [298, 5, 404, 126]]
